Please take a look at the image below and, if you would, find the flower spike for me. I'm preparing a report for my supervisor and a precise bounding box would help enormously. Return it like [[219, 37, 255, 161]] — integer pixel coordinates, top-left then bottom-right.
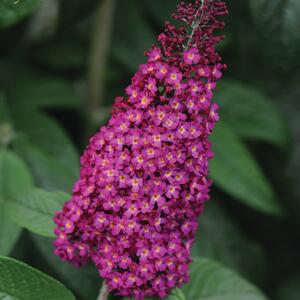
[[54, 1, 228, 299]]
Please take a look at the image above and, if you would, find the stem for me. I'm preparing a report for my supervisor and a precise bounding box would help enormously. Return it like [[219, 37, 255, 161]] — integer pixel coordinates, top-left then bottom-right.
[[185, 0, 213, 51], [186, 0, 204, 50], [97, 282, 109, 300], [87, 0, 115, 125]]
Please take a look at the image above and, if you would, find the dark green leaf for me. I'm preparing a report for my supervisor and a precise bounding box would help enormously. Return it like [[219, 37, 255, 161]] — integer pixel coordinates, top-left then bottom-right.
[[275, 277, 300, 300], [215, 80, 287, 145], [11, 110, 79, 176], [5, 188, 70, 237], [250, 0, 300, 44], [168, 288, 186, 300], [9, 78, 81, 109], [32, 235, 101, 300], [15, 142, 77, 192], [249, 0, 300, 74], [0, 150, 33, 255], [0, 149, 34, 199], [192, 201, 265, 284], [0, 0, 40, 28], [210, 121, 283, 216], [112, 0, 155, 71], [11, 110, 79, 192], [0, 256, 75, 300], [0, 211, 21, 256], [166, 257, 268, 300]]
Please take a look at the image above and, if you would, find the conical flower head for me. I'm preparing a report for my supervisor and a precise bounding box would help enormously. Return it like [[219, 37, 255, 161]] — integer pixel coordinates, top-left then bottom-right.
[[54, 1, 228, 299]]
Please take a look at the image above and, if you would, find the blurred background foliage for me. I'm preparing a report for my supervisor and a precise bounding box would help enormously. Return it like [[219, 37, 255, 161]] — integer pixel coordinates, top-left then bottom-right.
[[0, 0, 300, 299]]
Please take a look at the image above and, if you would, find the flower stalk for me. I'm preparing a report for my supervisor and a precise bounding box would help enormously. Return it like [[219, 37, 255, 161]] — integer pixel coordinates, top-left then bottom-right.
[[97, 282, 109, 300], [87, 0, 115, 125]]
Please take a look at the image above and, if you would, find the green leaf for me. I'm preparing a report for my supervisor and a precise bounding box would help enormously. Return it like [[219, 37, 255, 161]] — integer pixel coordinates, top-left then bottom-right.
[[0, 256, 75, 300], [11, 110, 79, 175], [168, 288, 186, 300], [210, 121, 283, 216], [5, 188, 70, 237], [214, 80, 287, 145], [0, 150, 33, 255], [166, 257, 268, 300], [0, 211, 21, 256], [249, 0, 300, 74], [192, 201, 265, 284], [275, 277, 300, 300], [15, 142, 77, 192], [250, 0, 300, 44], [32, 235, 101, 300], [0, 149, 34, 199], [0, 0, 41, 28], [112, 0, 155, 72], [11, 110, 79, 192], [9, 78, 81, 109]]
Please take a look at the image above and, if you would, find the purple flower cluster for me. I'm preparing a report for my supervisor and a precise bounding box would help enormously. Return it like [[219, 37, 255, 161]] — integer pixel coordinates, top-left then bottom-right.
[[54, 1, 227, 299]]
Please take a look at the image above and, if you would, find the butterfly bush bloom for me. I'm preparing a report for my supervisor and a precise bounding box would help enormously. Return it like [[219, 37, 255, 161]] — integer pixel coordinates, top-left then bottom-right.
[[54, 1, 228, 299]]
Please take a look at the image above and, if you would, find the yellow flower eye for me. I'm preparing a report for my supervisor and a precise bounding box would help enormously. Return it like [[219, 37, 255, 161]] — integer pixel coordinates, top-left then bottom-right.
[[188, 53, 194, 59]]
